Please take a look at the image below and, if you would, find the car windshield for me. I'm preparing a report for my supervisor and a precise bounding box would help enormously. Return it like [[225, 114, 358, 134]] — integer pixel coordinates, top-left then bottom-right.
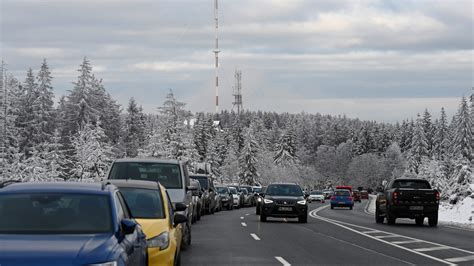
[[216, 187, 228, 194], [109, 162, 182, 189], [311, 191, 322, 195], [266, 185, 303, 197], [119, 188, 165, 219], [253, 187, 262, 193], [0, 193, 113, 234], [229, 188, 237, 194], [334, 190, 350, 196], [191, 176, 209, 190]]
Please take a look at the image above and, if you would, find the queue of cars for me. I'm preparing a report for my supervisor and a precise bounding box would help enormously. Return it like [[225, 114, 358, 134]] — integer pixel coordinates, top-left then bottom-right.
[[0, 157, 264, 265]]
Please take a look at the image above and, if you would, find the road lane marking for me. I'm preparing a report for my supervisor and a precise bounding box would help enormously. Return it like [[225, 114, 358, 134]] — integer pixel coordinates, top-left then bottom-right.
[[309, 205, 474, 266], [245, 213, 250, 216], [362, 230, 381, 234], [241, 222, 247, 227], [375, 235, 403, 239], [392, 240, 423, 244], [240, 216, 244, 219], [250, 233, 261, 240], [415, 247, 452, 252], [275, 256, 291, 266], [446, 255, 474, 263]]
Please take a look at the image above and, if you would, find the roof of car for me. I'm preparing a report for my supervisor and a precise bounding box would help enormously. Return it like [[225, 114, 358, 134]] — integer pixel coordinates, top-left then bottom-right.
[[0, 181, 113, 194], [268, 182, 299, 186], [113, 158, 181, 164], [105, 179, 162, 190]]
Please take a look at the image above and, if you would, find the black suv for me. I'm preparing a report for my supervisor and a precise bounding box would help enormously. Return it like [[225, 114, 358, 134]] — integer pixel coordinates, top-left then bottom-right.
[[260, 183, 308, 223], [191, 174, 218, 214]]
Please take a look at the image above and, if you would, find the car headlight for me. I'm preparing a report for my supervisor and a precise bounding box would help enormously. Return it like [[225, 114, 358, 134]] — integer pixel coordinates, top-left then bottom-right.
[[257, 197, 262, 202], [263, 199, 273, 204], [88, 262, 117, 266], [297, 200, 307, 205], [147, 231, 169, 250]]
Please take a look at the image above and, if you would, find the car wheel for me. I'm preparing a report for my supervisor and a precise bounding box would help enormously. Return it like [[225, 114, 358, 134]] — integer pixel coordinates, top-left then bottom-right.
[[387, 213, 396, 225], [181, 223, 191, 250], [375, 207, 384, 224], [415, 217, 424, 226], [260, 214, 267, 222], [256, 207, 260, 215], [299, 214, 308, 223], [174, 250, 181, 266], [428, 215, 438, 227], [331, 205, 334, 210], [197, 207, 201, 221], [349, 206, 353, 210]]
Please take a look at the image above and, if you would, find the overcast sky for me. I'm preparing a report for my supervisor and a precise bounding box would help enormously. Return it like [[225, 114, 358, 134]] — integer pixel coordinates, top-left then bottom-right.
[[1, 0, 472, 122]]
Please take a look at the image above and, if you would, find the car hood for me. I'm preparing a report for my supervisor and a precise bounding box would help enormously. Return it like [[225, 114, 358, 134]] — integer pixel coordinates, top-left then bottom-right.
[[265, 195, 304, 201], [136, 218, 171, 240], [0, 234, 115, 265]]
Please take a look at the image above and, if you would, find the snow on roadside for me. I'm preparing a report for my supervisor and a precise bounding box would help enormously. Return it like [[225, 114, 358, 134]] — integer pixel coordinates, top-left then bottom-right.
[[439, 196, 474, 229], [366, 195, 376, 214]]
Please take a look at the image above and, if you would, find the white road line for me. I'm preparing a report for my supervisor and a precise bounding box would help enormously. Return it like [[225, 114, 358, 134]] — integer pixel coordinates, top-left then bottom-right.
[[245, 213, 250, 216], [375, 235, 403, 239], [362, 230, 381, 234], [240, 216, 244, 219], [392, 240, 424, 244], [275, 256, 291, 266], [250, 233, 261, 241], [414, 247, 452, 252], [308, 206, 468, 266], [446, 255, 474, 263], [241, 222, 247, 227]]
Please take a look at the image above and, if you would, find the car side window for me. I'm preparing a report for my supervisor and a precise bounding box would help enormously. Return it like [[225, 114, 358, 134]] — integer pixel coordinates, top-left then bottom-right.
[[114, 192, 125, 220], [117, 192, 132, 219]]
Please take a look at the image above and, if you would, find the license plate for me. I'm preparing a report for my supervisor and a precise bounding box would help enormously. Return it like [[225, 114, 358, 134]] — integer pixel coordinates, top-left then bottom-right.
[[339, 202, 345, 204], [278, 207, 293, 211], [410, 206, 423, 211]]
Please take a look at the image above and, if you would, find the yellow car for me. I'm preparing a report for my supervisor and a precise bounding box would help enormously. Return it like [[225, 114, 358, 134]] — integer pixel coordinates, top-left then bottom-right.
[[108, 180, 188, 266]]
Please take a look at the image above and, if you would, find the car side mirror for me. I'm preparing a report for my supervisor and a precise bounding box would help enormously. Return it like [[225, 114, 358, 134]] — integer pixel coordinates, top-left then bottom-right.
[[174, 202, 187, 212], [173, 213, 188, 227], [121, 219, 137, 235]]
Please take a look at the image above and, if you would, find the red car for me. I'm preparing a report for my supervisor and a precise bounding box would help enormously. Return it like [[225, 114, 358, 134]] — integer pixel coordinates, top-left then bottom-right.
[[360, 191, 369, 199], [352, 190, 362, 202]]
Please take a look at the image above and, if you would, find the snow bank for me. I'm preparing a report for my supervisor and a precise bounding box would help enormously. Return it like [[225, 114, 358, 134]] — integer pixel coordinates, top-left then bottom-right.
[[366, 195, 376, 214], [439, 196, 474, 229]]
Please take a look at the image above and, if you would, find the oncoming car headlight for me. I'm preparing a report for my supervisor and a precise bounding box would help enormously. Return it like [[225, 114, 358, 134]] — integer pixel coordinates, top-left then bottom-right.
[[297, 200, 307, 205], [257, 197, 262, 202], [263, 199, 273, 204], [147, 231, 169, 250]]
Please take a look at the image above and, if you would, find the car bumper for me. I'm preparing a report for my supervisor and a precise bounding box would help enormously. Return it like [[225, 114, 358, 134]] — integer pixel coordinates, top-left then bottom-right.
[[331, 201, 354, 207], [262, 204, 307, 218], [308, 197, 325, 201], [148, 246, 175, 266], [389, 205, 438, 218]]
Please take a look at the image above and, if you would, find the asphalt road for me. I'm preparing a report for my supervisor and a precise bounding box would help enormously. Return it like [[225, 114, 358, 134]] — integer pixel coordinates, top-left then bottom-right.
[[182, 200, 474, 265]]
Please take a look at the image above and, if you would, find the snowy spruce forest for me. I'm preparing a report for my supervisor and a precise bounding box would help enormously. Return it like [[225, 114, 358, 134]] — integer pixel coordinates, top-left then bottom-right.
[[0, 58, 472, 202]]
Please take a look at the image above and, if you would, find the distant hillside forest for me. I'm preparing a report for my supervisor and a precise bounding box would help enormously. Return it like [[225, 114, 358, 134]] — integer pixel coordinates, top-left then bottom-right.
[[1, 58, 472, 201]]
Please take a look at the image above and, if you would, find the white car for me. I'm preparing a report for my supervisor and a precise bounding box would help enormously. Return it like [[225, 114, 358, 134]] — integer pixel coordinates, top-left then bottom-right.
[[229, 187, 241, 208], [308, 191, 325, 202]]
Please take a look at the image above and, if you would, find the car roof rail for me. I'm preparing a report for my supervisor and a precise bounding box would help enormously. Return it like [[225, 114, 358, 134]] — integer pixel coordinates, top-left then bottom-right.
[[0, 179, 22, 189]]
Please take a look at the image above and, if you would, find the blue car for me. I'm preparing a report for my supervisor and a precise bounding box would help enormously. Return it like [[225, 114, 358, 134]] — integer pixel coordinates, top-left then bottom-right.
[[0, 181, 147, 266], [330, 189, 354, 210]]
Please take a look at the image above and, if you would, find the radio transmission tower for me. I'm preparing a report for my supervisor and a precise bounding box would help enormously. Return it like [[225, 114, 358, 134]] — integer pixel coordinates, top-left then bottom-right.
[[213, 0, 220, 113], [232, 70, 243, 114]]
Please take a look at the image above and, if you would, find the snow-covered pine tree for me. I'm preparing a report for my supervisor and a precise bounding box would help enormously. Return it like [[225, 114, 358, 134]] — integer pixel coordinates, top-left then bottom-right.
[[452, 97, 472, 161], [18, 68, 37, 157], [408, 114, 429, 174], [273, 124, 298, 167], [433, 107, 450, 160], [422, 109, 434, 156], [239, 128, 260, 185], [124, 97, 147, 157], [193, 113, 209, 161], [71, 121, 113, 180]]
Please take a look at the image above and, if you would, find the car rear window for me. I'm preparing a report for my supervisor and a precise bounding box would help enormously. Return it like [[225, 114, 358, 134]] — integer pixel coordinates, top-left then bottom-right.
[[334, 190, 350, 196], [392, 180, 431, 189], [191, 176, 209, 190], [119, 188, 165, 219], [109, 162, 182, 189], [0, 193, 113, 234]]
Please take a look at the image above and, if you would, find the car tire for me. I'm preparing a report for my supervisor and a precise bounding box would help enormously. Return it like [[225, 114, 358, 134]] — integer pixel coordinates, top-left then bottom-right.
[[387, 213, 396, 225], [256, 207, 260, 215], [260, 214, 267, 222], [197, 207, 201, 221], [331, 205, 334, 210], [415, 217, 424, 226], [428, 215, 438, 227], [174, 250, 181, 266], [375, 207, 384, 224], [181, 223, 191, 250], [349, 206, 353, 210], [299, 214, 308, 223]]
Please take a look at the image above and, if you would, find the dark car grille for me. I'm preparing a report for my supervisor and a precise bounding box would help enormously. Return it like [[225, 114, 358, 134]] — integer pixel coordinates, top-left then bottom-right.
[[276, 200, 296, 205]]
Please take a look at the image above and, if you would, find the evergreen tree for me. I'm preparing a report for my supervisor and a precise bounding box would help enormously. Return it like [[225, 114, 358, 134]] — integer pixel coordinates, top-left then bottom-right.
[[124, 97, 146, 157], [421, 109, 434, 156], [452, 97, 472, 161], [408, 114, 429, 174], [273, 125, 298, 166], [433, 108, 450, 160], [239, 129, 259, 185]]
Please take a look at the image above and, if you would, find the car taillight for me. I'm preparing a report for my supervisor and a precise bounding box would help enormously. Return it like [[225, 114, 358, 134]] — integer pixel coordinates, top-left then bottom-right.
[[331, 196, 336, 200], [348, 197, 353, 201], [435, 191, 440, 201], [392, 191, 398, 203]]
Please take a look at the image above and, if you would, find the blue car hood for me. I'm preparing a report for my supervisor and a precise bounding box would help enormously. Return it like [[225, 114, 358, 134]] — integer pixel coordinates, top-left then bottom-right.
[[0, 234, 115, 266]]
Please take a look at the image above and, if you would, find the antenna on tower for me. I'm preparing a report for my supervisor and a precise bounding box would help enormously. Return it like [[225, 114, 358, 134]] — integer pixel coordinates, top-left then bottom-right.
[[213, 0, 220, 114], [232, 70, 243, 114]]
